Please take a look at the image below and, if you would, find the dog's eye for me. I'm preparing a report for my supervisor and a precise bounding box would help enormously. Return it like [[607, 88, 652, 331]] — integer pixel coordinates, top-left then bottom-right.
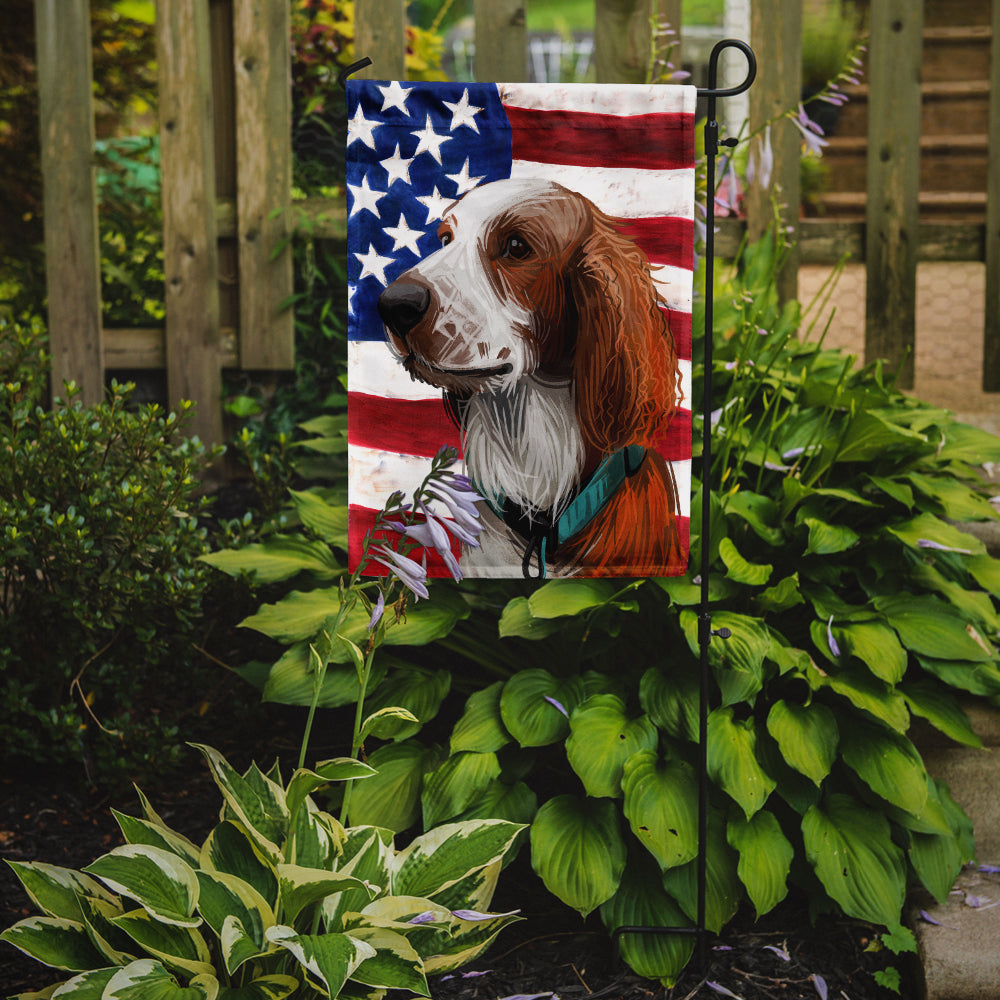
[[440, 232, 453, 247], [502, 234, 532, 260]]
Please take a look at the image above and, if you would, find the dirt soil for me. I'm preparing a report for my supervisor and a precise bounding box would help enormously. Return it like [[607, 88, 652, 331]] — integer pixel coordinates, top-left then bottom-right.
[[1, 744, 913, 1000]]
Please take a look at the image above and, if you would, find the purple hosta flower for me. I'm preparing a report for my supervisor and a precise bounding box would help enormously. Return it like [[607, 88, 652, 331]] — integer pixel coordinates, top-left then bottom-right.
[[367, 590, 385, 631], [424, 476, 483, 540], [827, 616, 842, 657], [917, 538, 973, 555], [369, 544, 429, 600], [451, 908, 521, 921], [979, 864, 1000, 874], [747, 125, 774, 191], [919, 909, 958, 929], [441, 970, 493, 982], [407, 911, 438, 925], [497, 994, 557, 1000], [544, 695, 569, 717], [812, 974, 828, 1000], [792, 104, 829, 157], [387, 505, 464, 582], [715, 157, 741, 216]]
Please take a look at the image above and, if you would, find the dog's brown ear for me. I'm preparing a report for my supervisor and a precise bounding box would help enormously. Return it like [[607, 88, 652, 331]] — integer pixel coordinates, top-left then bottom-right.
[[569, 213, 681, 453]]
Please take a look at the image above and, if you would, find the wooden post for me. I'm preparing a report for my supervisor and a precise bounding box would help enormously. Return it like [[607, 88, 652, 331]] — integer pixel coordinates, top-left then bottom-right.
[[354, 0, 406, 80], [864, 0, 923, 389], [474, 0, 527, 82], [983, 0, 1000, 390], [157, 0, 223, 445], [746, 0, 801, 306], [233, 0, 294, 369], [594, 0, 655, 84], [34, 0, 104, 405]]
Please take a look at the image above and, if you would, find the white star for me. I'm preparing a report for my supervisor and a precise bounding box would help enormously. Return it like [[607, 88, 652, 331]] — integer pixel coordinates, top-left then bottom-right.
[[443, 89, 484, 132], [416, 186, 453, 224], [383, 214, 424, 255], [377, 80, 411, 114], [355, 244, 394, 284], [347, 105, 380, 149], [380, 144, 415, 186], [347, 175, 385, 218], [447, 158, 485, 196], [411, 115, 452, 164]]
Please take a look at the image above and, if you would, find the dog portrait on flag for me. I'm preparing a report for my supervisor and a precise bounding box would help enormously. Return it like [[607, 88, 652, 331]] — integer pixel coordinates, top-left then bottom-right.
[[347, 81, 695, 580]]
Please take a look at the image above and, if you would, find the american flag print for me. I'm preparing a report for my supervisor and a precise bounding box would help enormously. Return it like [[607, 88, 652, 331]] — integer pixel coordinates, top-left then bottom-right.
[[347, 80, 695, 578]]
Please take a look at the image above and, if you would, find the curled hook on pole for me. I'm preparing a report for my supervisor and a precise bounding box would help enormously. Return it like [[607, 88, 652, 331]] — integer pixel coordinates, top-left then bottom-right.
[[337, 57, 373, 90]]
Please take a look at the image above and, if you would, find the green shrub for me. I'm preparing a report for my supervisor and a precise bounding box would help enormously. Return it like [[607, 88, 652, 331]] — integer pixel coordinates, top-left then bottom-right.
[[1, 743, 524, 998], [0, 317, 220, 783]]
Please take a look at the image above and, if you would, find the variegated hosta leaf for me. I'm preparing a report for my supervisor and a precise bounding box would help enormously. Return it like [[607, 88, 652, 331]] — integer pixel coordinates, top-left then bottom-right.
[[323, 829, 393, 931], [47, 966, 118, 997], [391, 820, 524, 901], [4, 862, 118, 922], [621, 751, 699, 871], [190, 745, 287, 863], [276, 864, 375, 925], [200, 822, 278, 910], [599, 853, 694, 987], [422, 907, 522, 975], [110, 908, 214, 978], [727, 810, 793, 918], [706, 707, 776, 819], [345, 926, 429, 995], [265, 926, 376, 998], [285, 760, 376, 823], [220, 915, 270, 979], [529, 795, 626, 917], [77, 894, 136, 966], [102, 958, 218, 999], [565, 695, 658, 799], [802, 793, 906, 926], [112, 810, 201, 868], [214, 974, 299, 1000], [0, 916, 107, 971], [424, 859, 501, 915], [195, 870, 274, 973], [83, 845, 200, 928], [765, 700, 838, 786], [288, 802, 344, 870]]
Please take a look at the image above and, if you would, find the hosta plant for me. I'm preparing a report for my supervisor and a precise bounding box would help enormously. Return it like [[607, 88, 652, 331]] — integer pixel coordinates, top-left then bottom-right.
[[1, 744, 523, 999]]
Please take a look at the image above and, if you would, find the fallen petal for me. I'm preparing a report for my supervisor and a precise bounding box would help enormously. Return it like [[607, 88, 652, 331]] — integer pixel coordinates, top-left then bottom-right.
[[812, 974, 828, 1000], [707, 983, 743, 999], [763, 944, 791, 962]]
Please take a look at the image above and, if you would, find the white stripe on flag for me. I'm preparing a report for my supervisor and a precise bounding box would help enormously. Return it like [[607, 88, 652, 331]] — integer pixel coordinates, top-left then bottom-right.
[[499, 82, 697, 117], [349, 444, 436, 512]]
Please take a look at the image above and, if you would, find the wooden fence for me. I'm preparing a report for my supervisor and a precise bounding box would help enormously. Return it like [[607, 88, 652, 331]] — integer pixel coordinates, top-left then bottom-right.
[[33, 0, 1000, 445]]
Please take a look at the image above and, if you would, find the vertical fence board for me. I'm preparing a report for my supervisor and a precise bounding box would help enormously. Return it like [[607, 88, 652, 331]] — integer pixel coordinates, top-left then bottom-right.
[[747, 0, 801, 304], [354, 0, 406, 80], [233, 0, 294, 369], [983, 0, 1000, 390], [595, 0, 654, 84], [474, 0, 527, 82], [34, 0, 103, 405], [157, 0, 223, 444], [864, 0, 923, 389]]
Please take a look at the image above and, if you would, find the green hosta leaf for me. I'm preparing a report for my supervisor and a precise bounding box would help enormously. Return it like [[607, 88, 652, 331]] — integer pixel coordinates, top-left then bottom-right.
[[5, 862, 118, 922], [834, 621, 907, 684], [285, 759, 376, 822], [765, 700, 838, 786], [346, 926, 429, 994], [200, 535, 342, 584], [103, 959, 218, 999], [707, 708, 776, 818], [195, 871, 273, 973], [261, 644, 386, 709], [565, 695, 658, 798], [909, 828, 965, 905], [277, 865, 374, 925], [809, 661, 910, 732], [599, 853, 694, 987], [901, 680, 982, 748], [530, 795, 626, 917], [681, 610, 770, 706], [935, 421, 1000, 464], [83, 846, 200, 928], [111, 909, 214, 978], [219, 915, 268, 980], [967, 553, 1000, 597], [621, 751, 699, 870], [803, 517, 859, 556], [453, 779, 538, 827], [886, 512, 985, 557], [190, 746, 287, 862], [288, 488, 349, 546], [499, 670, 584, 747], [497, 596, 563, 639], [802, 793, 906, 926], [653, 573, 737, 605], [727, 811, 793, 917], [450, 682, 511, 754], [839, 718, 929, 816], [527, 578, 618, 617], [393, 820, 524, 900], [421, 751, 502, 828], [639, 664, 699, 742], [835, 410, 927, 463], [359, 706, 421, 742], [347, 740, 442, 832], [265, 926, 375, 997], [362, 667, 451, 740], [866, 474, 914, 509], [0, 916, 107, 971], [875, 594, 995, 662], [724, 490, 784, 545], [112, 812, 201, 868], [916, 655, 1000, 697], [911, 562, 1000, 633], [216, 975, 299, 1000], [718, 537, 772, 585], [756, 573, 805, 614], [906, 472, 998, 521], [661, 811, 741, 933], [199, 822, 278, 910]]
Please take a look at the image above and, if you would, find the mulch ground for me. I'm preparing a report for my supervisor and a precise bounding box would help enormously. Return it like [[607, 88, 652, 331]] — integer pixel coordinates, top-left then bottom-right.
[[1, 742, 913, 1000]]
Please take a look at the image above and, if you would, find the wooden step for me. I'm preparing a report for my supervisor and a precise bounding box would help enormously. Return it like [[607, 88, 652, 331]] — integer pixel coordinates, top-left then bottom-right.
[[922, 25, 993, 83], [832, 80, 991, 137], [812, 190, 987, 222], [922, 0, 992, 28]]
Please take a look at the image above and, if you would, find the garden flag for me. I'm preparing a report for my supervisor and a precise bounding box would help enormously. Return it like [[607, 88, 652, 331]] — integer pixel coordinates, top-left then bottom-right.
[[347, 80, 695, 579]]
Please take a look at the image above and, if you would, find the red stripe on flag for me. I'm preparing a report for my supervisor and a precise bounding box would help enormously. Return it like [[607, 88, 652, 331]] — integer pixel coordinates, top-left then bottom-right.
[[665, 308, 692, 362], [654, 408, 692, 463], [505, 106, 694, 170], [349, 393, 462, 457], [624, 216, 694, 271]]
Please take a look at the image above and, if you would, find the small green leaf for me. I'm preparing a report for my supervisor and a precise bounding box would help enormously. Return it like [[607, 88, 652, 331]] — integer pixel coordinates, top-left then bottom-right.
[[719, 537, 773, 585], [497, 597, 563, 639], [639, 664, 699, 742], [276, 865, 373, 925], [450, 682, 511, 754], [803, 517, 859, 555], [765, 700, 838, 786], [527, 579, 618, 618], [727, 811, 793, 917]]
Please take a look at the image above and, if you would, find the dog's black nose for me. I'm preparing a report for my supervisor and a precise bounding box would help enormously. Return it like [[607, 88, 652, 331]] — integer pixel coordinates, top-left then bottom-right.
[[377, 282, 430, 341]]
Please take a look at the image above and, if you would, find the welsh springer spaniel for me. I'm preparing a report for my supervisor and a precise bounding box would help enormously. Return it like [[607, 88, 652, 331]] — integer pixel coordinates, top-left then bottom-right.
[[377, 177, 684, 579]]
